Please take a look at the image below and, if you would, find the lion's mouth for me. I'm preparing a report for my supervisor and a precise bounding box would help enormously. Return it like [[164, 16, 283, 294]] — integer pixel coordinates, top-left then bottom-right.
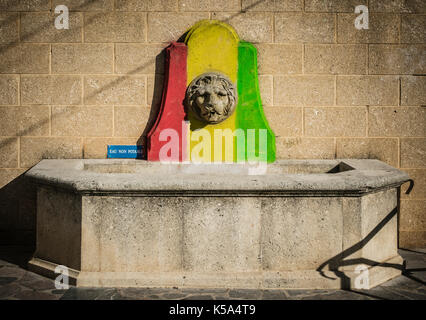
[[201, 106, 223, 119]]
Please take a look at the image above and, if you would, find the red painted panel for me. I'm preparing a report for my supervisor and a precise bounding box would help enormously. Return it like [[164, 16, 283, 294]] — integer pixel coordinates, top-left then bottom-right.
[[147, 42, 187, 161]]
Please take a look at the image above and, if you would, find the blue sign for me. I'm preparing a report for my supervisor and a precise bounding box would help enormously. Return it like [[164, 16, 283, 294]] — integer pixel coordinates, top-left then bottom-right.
[[107, 145, 143, 159]]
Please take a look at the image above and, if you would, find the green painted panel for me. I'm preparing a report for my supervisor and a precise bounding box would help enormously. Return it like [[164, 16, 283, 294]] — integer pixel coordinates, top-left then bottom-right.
[[236, 41, 276, 163]]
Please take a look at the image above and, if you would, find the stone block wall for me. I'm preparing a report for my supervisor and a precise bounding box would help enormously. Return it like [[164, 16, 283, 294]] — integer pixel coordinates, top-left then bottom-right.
[[0, 0, 424, 247]]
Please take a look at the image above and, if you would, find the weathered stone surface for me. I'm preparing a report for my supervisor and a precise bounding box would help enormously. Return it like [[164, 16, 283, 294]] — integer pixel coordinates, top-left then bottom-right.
[[304, 107, 367, 137], [305, 0, 367, 12], [401, 138, 426, 168], [229, 289, 262, 299], [336, 138, 399, 167], [20, 137, 82, 168], [401, 76, 426, 106], [264, 107, 302, 136], [116, 0, 177, 11], [261, 197, 342, 271], [83, 137, 139, 159], [305, 45, 367, 74], [399, 231, 426, 248], [401, 15, 426, 43], [0, 44, 49, 74], [262, 289, 288, 300], [0, 169, 25, 187], [274, 76, 334, 106], [84, 12, 145, 42], [180, 0, 240, 11], [341, 197, 363, 263], [401, 169, 426, 199], [337, 13, 399, 43], [336, 76, 399, 106], [368, 107, 426, 137], [370, 0, 426, 13], [275, 13, 335, 43], [276, 138, 335, 159], [0, 106, 49, 136], [82, 196, 184, 272], [114, 106, 150, 137], [256, 44, 302, 74], [242, 0, 303, 11], [0, 13, 18, 43], [361, 189, 398, 262], [400, 200, 426, 231], [115, 44, 165, 75], [259, 75, 272, 106], [52, 0, 113, 11], [84, 76, 145, 105], [20, 12, 82, 43], [0, 137, 18, 168], [0, 0, 49, 11], [51, 106, 113, 137], [52, 44, 113, 74], [21, 75, 82, 105], [369, 45, 426, 74], [147, 12, 209, 43], [212, 12, 272, 43], [183, 197, 261, 272], [36, 187, 82, 270], [0, 75, 18, 105]]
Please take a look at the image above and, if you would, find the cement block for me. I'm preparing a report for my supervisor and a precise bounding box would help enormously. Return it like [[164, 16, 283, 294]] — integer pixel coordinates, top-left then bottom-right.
[[84, 76, 145, 105], [20, 137, 82, 168], [52, 44, 113, 74], [274, 76, 334, 106], [369, 45, 426, 74], [336, 76, 399, 106], [0, 137, 18, 168], [21, 75, 82, 105], [304, 107, 367, 137], [0, 75, 18, 105], [113, 106, 150, 137], [305, 45, 367, 74], [0, 106, 50, 136], [336, 138, 399, 168], [275, 13, 334, 43], [368, 107, 426, 137], [51, 106, 113, 137], [401, 138, 426, 168]]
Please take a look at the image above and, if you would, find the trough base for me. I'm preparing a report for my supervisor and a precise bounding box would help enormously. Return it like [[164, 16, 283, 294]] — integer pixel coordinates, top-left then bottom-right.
[[29, 255, 403, 290]]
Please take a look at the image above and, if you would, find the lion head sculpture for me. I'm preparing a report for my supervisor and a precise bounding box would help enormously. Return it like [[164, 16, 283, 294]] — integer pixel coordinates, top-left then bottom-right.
[[186, 72, 237, 124]]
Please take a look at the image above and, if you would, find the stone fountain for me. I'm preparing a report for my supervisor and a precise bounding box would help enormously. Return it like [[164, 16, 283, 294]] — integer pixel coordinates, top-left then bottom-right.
[[26, 20, 410, 289]]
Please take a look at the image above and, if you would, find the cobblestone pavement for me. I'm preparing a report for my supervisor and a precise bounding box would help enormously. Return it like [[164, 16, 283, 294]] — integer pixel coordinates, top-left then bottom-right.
[[0, 248, 424, 300]]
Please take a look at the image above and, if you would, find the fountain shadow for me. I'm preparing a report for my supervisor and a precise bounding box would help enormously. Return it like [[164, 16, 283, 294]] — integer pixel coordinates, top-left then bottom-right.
[[316, 184, 424, 297]]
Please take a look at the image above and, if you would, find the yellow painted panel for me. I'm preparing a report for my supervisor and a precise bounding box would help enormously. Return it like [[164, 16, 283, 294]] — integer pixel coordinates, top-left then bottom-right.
[[186, 20, 239, 162]]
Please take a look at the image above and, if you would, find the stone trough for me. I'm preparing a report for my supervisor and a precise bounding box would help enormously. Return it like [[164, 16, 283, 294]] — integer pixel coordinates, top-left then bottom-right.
[[26, 159, 409, 289]]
